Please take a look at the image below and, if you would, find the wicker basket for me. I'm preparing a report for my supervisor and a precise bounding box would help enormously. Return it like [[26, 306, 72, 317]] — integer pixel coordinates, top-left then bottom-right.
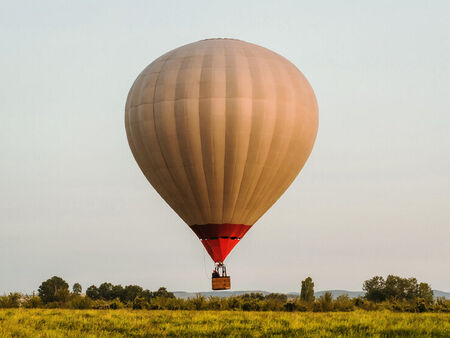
[[212, 276, 231, 290]]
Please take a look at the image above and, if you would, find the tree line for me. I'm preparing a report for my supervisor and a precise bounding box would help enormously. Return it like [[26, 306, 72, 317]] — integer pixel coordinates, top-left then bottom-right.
[[0, 275, 448, 312]]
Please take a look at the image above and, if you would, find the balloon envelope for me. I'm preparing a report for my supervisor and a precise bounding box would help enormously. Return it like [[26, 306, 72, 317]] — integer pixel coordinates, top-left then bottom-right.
[[125, 39, 318, 262]]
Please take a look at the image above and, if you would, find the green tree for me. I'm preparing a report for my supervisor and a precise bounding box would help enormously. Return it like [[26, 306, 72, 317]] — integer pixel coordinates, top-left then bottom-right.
[[72, 283, 82, 295], [300, 277, 315, 302], [154, 287, 175, 299], [384, 275, 417, 300], [363, 275, 433, 303], [141, 289, 154, 301], [38, 276, 70, 304], [417, 282, 434, 304], [86, 285, 100, 300], [98, 282, 113, 300], [111, 285, 124, 301], [384, 275, 419, 301], [123, 285, 143, 302], [363, 276, 386, 302], [404, 277, 420, 300]]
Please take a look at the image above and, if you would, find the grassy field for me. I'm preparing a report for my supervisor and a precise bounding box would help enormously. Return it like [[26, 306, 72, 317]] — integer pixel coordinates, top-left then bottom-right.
[[0, 309, 448, 337]]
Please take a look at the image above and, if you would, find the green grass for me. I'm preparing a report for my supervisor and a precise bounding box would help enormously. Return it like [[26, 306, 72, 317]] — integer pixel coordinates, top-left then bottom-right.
[[0, 309, 448, 337]]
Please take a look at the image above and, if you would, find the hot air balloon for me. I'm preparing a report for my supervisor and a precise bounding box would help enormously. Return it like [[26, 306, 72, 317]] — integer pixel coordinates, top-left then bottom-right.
[[125, 39, 318, 290]]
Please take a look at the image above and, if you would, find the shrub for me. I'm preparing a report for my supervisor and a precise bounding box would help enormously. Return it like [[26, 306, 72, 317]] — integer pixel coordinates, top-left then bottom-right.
[[312, 301, 322, 312], [68, 295, 92, 309], [415, 298, 428, 313], [207, 297, 222, 310], [0, 293, 21, 308], [241, 293, 265, 300], [188, 295, 206, 310], [22, 295, 43, 308], [334, 294, 354, 312], [318, 292, 333, 312], [263, 293, 288, 311], [91, 299, 111, 310], [266, 293, 288, 302], [226, 297, 241, 310], [284, 302, 296, 312], [109, 298, 124, 310], [295, 300, 309, 312], [435, 297, 450, 313], [132, 296, 149, 310], [164, 297, 185, 310], [45, 301, 62, 308], [242, 300, 261, 311], [354, 297, 379, 311]]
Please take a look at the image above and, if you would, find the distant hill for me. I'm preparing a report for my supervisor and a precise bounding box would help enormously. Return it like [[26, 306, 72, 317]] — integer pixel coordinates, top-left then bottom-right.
[[434, 290, 450, 299], [312, 290, 365, 298], [173, 291, 270, 299], [174, 290, 449, 299]]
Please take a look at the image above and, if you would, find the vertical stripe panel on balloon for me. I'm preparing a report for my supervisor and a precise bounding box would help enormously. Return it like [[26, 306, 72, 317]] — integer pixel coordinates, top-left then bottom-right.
[[126, 54, 193, 223], [257, 62, 319, 221], [241, 55, 297, 225], [248, 58, 300, 224], [251, 60, 304, 222], [222, 41, 253, 224], [153, 50, 204, 224], [174, 45, 213, 223], [198, 41, 227, 224], [230, 42, 278, 224]]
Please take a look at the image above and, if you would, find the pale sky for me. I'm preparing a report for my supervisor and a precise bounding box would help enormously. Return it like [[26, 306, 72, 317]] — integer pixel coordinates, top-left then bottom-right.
[[1, 0, 449, 294]]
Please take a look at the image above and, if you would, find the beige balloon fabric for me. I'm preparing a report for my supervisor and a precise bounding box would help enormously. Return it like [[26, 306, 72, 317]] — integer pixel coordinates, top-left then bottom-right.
[[125, 38, 318, 262]]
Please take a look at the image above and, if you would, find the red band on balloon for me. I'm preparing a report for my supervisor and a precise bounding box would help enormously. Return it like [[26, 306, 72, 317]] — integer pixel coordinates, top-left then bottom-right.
[[189, 224, 252, 263], [190, 223, 252, 239]]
